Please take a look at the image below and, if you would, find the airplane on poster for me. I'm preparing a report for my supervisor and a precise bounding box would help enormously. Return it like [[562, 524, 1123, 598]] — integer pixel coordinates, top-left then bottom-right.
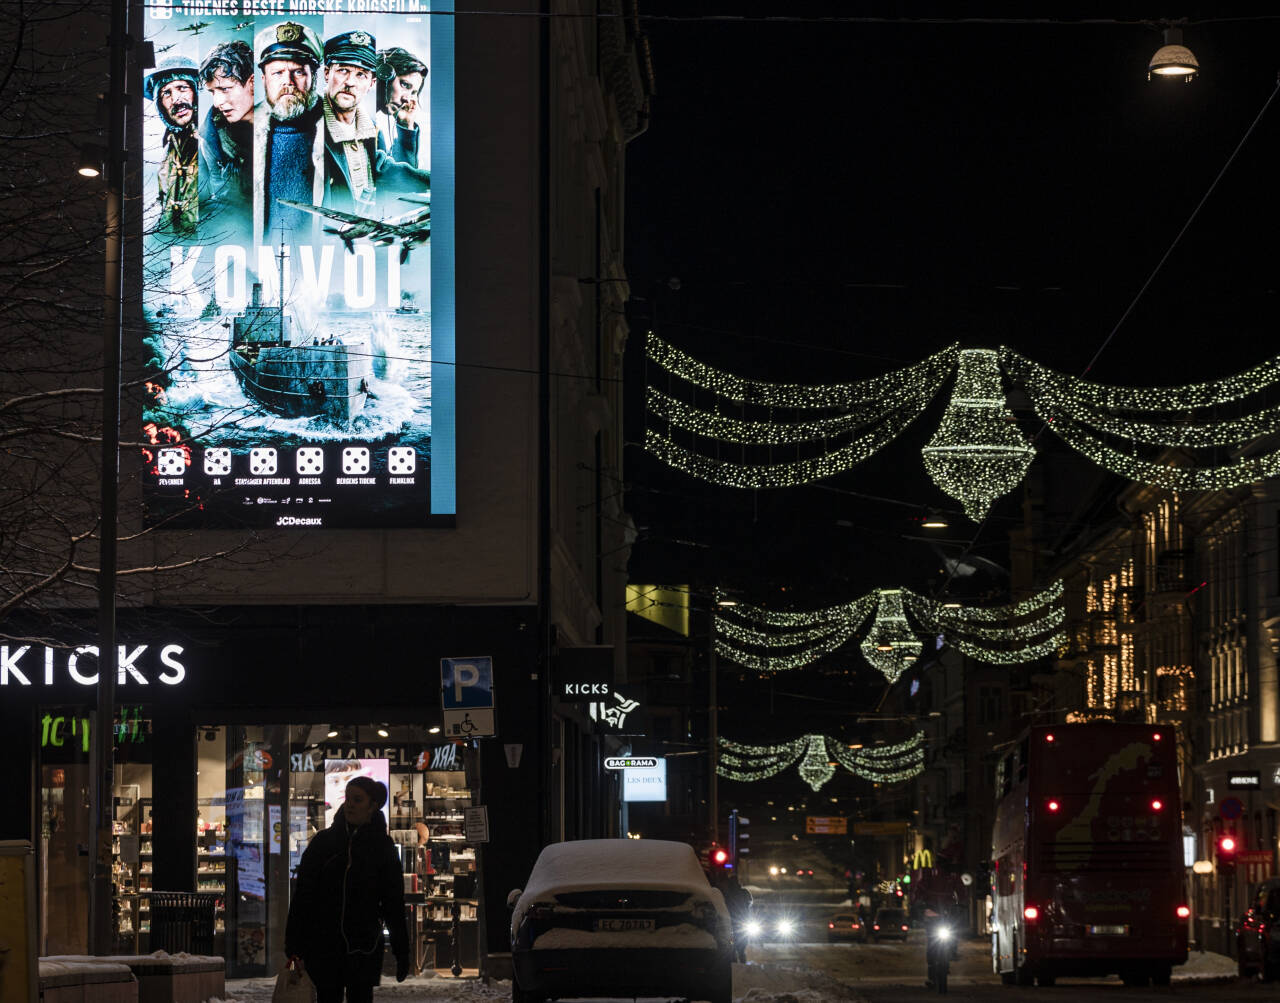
[[178, 21, 212, 37], [276, 194, 431, 263]]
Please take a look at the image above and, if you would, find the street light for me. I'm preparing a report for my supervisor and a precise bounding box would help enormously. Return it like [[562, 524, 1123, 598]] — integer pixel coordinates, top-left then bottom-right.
[[80, 0, 129, 955], [1148, 26, 1199, 82]]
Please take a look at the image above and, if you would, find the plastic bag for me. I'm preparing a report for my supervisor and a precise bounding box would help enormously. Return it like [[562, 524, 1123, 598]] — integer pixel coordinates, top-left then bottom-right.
[[272, 962, 317, 1003]]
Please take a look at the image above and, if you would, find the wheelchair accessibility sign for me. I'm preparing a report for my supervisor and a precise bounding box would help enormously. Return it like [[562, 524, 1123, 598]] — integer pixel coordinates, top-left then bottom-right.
[[441, 656, 496, 738]]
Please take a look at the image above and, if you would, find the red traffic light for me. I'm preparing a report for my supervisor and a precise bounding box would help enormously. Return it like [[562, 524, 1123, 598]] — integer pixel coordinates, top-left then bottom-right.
[[1219, 835, 1237, 854], [712, 847, 730, 867]]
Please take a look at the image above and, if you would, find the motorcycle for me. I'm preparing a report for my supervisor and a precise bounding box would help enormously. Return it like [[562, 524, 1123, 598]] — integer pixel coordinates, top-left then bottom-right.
[[925, 923, 952, 994]]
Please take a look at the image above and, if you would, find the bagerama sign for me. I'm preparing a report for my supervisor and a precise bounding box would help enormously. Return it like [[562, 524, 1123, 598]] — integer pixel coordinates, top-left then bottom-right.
[[0, 644, 188, 687]]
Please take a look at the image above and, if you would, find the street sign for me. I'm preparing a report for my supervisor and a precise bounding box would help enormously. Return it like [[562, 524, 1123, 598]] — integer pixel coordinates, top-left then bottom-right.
[[852, 821, 908, 836], [441, 656, 495, 737], [1220, 796, 1244, 820], [805, 816, 848, 835], [1229, 771, 1261, 790], [463, 805, 490, 843]]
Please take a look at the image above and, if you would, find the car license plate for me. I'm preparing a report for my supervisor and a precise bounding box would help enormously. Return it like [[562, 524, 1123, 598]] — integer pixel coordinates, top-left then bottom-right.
[[1088, 924, 1128, 936], [594, 918, 655, 932]]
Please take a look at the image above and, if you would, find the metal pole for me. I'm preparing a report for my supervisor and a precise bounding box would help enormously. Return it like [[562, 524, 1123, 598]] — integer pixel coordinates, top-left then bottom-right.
[[708, 610, 718, 847], [90, 0, 127, 955]]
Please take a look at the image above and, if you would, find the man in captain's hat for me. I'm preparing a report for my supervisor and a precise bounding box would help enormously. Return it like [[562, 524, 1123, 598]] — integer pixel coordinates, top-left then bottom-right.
[[322, 30, 429, 218], [144, 55, 209, 235], [252, 20, 325, 239]]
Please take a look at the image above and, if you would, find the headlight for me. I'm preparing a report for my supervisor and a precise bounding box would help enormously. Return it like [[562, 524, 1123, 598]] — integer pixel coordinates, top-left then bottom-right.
[[935, 926, 951, 941], [776, 918, 795, 937], [744, 920, 763, 938]]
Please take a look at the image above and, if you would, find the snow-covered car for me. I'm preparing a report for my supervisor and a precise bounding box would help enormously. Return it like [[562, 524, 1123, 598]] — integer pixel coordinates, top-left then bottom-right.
[[508, 838, 734, 1003]]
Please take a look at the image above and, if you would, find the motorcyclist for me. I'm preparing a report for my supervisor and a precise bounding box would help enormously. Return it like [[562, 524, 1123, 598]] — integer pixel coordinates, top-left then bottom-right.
[[923, 906, 953, 993]]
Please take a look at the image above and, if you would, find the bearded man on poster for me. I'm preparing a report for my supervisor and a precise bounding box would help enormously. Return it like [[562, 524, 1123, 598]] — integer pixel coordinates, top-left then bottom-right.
[[321, 31, 429, 218], [253, 21, 325, 239]]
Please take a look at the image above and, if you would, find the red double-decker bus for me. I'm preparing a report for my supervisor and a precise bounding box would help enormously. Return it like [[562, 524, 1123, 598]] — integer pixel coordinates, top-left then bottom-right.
[[989, 723, 1189, 987]]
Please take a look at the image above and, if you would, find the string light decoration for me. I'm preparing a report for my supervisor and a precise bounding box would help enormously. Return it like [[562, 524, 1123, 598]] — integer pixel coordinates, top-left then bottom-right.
[[715, 593, 877, 672], [646, 337, 1280, 517], [717, 733, 925, 790], [644, 333, 957, 489], [714, 581, 1066, 679], [828, 732, 925, 784], [920, 349, 1036, 520], [859, 590, 923, 683]]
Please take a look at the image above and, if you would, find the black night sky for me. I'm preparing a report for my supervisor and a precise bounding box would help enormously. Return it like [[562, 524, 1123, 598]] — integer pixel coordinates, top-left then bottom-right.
[[621, 9, 1280, 745]]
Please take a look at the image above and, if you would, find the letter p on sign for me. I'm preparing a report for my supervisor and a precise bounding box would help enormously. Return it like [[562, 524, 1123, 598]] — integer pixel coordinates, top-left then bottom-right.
[[453, 662, 480, 702]]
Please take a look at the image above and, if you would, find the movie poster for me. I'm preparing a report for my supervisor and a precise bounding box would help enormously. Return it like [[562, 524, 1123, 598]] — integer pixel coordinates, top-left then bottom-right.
[[140, 3, 455, 528]]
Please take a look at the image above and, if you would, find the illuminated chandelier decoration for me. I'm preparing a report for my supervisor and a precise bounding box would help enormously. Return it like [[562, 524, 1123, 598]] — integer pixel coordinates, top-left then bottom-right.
[[718, 732, 924, 790], [920, 349, 1035, 521], [859, 589, 923, 684], [645, 334, 1280, 520], [715, 580, 1065, 679]]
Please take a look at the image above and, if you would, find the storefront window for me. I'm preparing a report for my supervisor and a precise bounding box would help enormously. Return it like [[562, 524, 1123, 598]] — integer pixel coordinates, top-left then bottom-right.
[[198, 724, 478, 977], [38, 705, 153, 956]]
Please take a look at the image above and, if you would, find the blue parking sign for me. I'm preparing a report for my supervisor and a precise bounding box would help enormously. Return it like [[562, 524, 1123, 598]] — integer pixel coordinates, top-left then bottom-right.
[[441, 657, 496, 737]]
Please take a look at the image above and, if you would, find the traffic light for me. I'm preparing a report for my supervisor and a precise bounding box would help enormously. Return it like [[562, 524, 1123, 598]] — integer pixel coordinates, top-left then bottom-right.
[[711, 846, 731, 869], [729, 809, 749, 869], [1217, 833, 1238, 875]]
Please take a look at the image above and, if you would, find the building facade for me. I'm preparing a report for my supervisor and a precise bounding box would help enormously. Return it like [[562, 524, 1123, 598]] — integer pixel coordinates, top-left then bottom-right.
[[0, 0, 652, 977]]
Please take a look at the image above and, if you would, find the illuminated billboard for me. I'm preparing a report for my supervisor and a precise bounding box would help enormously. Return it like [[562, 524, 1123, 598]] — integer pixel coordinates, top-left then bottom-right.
[[139, 6, 454, 528]]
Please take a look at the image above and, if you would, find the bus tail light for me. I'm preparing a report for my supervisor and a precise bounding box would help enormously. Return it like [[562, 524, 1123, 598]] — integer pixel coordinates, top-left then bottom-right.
[[1044, 733, 1055, 743], [827, 922, 835, 929], [1046, 799, 1060, 812], [1151, 799, 1163, 811], [1176, 905, 1190, 920], [1024, 905, 1039, 921]]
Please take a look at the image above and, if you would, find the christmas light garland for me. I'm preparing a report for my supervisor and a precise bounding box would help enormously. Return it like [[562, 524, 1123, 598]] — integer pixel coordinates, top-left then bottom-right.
[[717, 732, 925, 790], [647, 332, 958, 408], [645, 337, 1280, 518], [714, 582, 1065, 678], [647, 384, 938, 446]]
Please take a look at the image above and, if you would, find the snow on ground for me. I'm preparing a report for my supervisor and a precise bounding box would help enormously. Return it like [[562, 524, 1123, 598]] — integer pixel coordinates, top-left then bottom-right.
[[222, 958, 863, 1003]]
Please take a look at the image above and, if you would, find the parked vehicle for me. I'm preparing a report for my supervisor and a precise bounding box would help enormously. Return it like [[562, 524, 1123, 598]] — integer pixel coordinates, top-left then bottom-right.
[[508, 839, 733, 1003], [826, 911, 867, 943], [1238, 878, 1280, 980], [990, 724, 1189, 988], [871, 906, 910, 942]]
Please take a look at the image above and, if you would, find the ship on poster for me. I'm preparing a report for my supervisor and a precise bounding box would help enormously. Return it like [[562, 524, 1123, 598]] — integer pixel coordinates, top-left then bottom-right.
[[139, 6, 450, 528]]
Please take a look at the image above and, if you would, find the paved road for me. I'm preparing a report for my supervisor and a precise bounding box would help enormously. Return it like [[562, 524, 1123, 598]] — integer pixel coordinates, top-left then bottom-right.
[[748, 931, 1246, 1002]]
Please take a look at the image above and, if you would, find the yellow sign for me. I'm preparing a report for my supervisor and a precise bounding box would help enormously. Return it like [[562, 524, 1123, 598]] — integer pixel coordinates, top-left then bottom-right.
[[852, 821, 909, 836], [0, 842, 36, 1003], [912, 848, 934, 869], [805, 816, 848, 835]]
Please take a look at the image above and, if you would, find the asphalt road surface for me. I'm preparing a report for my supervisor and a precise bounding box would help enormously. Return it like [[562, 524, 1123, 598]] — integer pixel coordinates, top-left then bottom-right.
[[748, 925, 1248, 1003]]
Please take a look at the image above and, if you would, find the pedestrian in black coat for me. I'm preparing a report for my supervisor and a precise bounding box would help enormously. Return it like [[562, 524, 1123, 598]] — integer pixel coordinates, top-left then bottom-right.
[[285, 777, 410, 1003]]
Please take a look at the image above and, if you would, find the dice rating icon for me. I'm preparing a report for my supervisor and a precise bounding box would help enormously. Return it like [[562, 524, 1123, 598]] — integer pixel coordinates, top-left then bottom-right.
[[387, 446, 416, 475], [203, 448, 232, 476], [249, 448, 278, 476], [296, 447, 324, 475], [342, 447, 370, 475], [157, 448, 186, 477]]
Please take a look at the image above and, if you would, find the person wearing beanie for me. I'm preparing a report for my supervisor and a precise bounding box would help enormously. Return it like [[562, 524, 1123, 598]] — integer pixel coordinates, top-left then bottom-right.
[[144, 55, 208, 234], [285, 776, 411, 1001]]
